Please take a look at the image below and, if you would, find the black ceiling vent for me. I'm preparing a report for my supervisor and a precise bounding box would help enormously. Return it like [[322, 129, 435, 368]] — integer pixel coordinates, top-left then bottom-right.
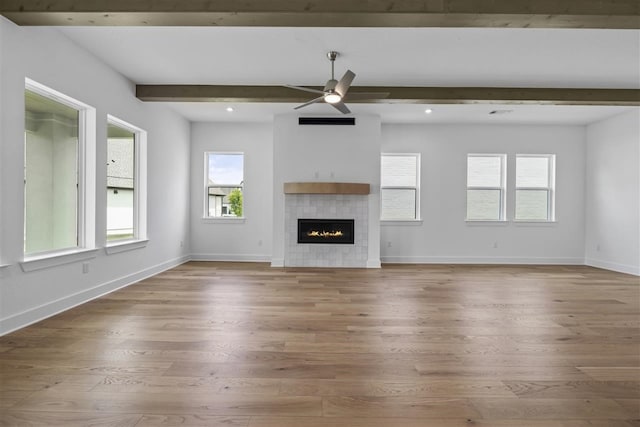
[[299, 117, 356, 126]]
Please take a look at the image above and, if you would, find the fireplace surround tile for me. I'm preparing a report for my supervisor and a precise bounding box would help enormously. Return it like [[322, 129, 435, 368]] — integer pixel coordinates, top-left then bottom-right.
[[285, 194, 368, 267]]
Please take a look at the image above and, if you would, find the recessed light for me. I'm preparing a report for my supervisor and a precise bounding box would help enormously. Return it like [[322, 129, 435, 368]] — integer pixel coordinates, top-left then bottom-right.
[[424, 108, 433, 114], [226, 107, 234, 112]]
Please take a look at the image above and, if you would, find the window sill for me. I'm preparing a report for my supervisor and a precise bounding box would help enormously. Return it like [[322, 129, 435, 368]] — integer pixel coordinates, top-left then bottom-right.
[[0, 263, 10, 269], [381, 219, 423, 226], [105, 239, 149, 255], [20, 248, 99, 272], [513, 220, 557, 227], [201, 217, 246, 224], [465, 220, 509, 226]]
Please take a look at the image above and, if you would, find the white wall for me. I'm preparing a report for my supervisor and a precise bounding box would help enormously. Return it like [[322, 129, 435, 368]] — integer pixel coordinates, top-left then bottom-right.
[[0, 17, 192, 334], [380, 124, 586, 264], [190, 122, 273, 261], [189, 120, 608, 268], [585, 110, 640, 275], [272, 114, 381, 267]]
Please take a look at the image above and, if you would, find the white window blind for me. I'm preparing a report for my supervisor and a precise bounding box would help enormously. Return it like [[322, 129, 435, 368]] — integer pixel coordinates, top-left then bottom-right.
[[381, 154, 420, 220], [515, 155, 555, 221], [466, 154, 506, 221]]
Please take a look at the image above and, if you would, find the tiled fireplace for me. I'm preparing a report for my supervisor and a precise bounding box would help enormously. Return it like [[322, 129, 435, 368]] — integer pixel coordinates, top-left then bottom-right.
[[284, 183, 369, 267]]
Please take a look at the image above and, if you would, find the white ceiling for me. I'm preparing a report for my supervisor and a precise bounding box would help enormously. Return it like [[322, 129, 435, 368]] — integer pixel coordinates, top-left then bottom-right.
[[163, 102, 634, 125], [58, 26, 640, 124]]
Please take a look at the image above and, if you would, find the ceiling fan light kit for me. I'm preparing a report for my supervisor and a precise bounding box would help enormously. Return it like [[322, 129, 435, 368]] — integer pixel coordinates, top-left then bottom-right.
[[324, 91, 342, 104]]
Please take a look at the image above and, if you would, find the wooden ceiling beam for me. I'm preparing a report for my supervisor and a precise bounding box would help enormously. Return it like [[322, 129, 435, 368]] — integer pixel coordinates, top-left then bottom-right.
[[135, 85, 640, 106], [1, 0, 638, 29]]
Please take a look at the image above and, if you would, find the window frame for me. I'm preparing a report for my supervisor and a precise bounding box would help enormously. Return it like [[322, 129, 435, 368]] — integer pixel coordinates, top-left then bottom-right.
[[106, 114, 147, 245], [203, 151, 245, 220], [380, 153, 421, 221], [466, 153, 507, 222], [22, 78, 96, 263], [514, 154, 556, 222]]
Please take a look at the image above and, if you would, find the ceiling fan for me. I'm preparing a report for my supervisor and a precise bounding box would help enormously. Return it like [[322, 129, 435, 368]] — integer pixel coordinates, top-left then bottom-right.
[[286, 51, 389, 114]]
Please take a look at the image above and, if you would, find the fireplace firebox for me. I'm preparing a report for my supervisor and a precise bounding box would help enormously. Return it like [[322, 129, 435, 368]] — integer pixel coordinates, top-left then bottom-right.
[[297, 219, 355, 244]]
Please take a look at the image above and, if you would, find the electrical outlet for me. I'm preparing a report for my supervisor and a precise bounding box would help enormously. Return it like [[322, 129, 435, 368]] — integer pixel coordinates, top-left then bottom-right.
[[258, 240, 263, 247], [180, 240, 184, 248], [387, 241, 392, 248], [596, 244, 601, 252], [493, 242, 498, 248], [82, 262, 89, 274]]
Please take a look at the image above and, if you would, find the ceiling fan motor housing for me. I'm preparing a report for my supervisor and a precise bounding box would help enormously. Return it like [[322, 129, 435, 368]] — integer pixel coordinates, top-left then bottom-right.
[[324, 79, 338, 92]]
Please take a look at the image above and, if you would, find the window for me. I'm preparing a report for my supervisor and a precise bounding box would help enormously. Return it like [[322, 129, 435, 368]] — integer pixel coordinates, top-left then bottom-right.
[[381, 153, 420, 220], [205, 152, 244, 218], [515, 154, 555, 221], [466, 154, 506, 221], [24, 79, 95, 256], [107, 115, 147, 242]]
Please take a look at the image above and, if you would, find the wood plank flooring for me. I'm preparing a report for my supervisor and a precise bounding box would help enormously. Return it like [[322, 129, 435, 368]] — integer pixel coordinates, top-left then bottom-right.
[[1, 262, 639, 426]]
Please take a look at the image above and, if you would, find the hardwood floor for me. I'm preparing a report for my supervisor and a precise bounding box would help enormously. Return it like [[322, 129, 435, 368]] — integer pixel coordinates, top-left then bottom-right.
[[1, 262, 638, 426]]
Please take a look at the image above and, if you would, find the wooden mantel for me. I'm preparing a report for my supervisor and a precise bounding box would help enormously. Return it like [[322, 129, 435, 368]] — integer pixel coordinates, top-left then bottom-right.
[[284, 182, 370, 195]]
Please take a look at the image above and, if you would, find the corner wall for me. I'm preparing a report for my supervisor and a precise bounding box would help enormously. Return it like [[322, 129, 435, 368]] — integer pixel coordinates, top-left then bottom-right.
[[189, 122, 274, 261], [585, 110, 640, 275], [0, 18, 192, 335]]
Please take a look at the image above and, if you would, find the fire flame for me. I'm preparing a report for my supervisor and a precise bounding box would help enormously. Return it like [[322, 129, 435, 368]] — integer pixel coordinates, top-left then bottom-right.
[[307, 230, 344, 238]]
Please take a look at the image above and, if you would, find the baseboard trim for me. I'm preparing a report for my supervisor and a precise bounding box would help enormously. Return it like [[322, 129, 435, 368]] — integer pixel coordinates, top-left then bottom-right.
[[380, 256, 585, 265], [367, 259, 382, 268], [191, 253, 271, 263], [585, 258, 640, 276], [0, 255, 190, 336]]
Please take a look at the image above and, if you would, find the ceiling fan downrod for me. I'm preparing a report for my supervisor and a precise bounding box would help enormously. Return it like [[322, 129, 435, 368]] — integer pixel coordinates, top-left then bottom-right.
[[327, 51, 338, 80]]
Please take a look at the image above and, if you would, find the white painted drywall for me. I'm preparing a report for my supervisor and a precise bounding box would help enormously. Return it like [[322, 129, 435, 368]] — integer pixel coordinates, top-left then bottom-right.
[[380, 124, 587, 264], [272, 114, 381, 268], [189, 122, 273, 261], [585, 110, 640, 275], [0, 17, 192, 334]]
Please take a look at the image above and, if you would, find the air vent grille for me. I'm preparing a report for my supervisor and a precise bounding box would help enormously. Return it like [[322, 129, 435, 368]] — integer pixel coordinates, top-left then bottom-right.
[[298, 117, 356, 125]]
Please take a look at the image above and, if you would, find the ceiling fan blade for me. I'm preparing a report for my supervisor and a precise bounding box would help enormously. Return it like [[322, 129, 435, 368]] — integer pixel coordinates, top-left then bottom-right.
[[294, 95, 326, 110], [344, 92, 390, 101], [335, 70, 355, 96], [330, 101, 351, 114], [285, 85, 325, 95]]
